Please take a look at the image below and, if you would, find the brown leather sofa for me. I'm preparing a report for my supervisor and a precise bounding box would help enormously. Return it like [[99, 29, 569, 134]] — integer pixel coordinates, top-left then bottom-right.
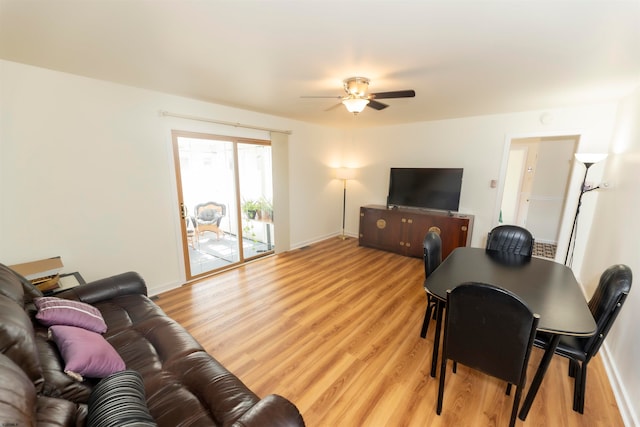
[[0, 263, 304, 426]]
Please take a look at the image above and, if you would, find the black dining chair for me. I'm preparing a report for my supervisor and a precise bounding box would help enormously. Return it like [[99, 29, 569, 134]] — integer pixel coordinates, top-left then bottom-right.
[[534, 264, 632, 414], [486, 224, 534, 257], [420, 230, 442, 338], [437, 282, 539, 427]]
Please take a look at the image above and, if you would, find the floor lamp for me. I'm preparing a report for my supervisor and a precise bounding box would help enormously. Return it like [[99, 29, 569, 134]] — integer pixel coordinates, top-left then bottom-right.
[[564, 153, 607, 266], [336, 167, 356, 240]]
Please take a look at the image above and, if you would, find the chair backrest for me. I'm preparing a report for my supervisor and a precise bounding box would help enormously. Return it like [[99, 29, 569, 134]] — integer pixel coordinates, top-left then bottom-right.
[[583, 264, 632, 360], [195, 202, 226, 219], [423, 231, 442, 279], [486, 225, 534, 257], [444, 282, 540, 385]]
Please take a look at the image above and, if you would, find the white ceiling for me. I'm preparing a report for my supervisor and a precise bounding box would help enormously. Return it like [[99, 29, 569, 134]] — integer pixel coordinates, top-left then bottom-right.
[[1, 0, 639, 128]]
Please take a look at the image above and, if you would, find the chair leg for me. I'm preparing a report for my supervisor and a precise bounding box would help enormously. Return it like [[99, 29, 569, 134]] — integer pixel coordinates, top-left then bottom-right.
[[568, 359, 579, 378], [437, 358, 447, 415], [506, 383, 512, 396], [420, 298, 434, 338], [430, 301, 444, 377], [573, 361, 587, 414], [509, 384, 524, 427]]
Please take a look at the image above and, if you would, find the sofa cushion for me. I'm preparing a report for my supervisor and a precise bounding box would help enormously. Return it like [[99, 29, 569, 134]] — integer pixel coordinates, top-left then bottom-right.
[[95, 294, 168, 336], [35, 296, 107, 333], [0, 294, 44, 390], [165, 351, 260, 425], [0, 263, 27, 305], [198, 208, 220, 222], [36, 395, 87, 427], [0, 262, 44, 305], [0, 353, 36, 426], [49, 325, 126, 380]]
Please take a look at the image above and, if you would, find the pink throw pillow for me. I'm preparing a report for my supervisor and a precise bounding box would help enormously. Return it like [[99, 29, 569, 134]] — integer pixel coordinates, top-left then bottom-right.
[[49, 325, 125, 381], [35, 296, 107, 333]]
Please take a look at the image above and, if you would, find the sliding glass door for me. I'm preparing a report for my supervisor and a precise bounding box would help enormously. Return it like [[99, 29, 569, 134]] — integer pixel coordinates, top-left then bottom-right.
[[238, 143, 275, 257], [172, 131, 273, 280]]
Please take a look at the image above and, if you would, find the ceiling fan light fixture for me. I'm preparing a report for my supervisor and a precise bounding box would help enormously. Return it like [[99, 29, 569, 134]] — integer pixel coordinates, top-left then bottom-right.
[[342, 97, 369, 113], [344, 77, 370, 97]]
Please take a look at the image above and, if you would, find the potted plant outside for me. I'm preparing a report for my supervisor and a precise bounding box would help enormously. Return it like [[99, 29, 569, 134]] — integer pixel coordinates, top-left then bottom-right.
[[242, 199, 259, 220], [257, 197, 273, 221]]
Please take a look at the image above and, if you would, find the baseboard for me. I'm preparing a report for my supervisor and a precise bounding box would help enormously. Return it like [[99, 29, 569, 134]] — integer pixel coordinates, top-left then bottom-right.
[[600, 343, 638, 427], [290, 232, 353, 250], [147, 280, 182, 297]]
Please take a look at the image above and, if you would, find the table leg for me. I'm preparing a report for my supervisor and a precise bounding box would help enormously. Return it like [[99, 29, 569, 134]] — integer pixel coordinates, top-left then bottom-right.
[[518, 334, 560, 420], [430, 300, 444, 378]]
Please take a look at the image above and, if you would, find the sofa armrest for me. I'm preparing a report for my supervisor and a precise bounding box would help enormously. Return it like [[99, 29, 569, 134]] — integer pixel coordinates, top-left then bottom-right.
[[57, 272, 147, 305], [232, 394, 305, 427]]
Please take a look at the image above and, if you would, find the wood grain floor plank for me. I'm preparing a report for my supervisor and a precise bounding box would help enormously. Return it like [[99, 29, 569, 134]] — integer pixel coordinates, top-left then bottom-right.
[[156, 238, 624, 427]]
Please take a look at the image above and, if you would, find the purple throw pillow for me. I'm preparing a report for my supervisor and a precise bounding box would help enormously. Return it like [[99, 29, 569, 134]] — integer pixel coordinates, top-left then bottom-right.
[[49, 325, 125, 381], [34, 296, 107, 333]]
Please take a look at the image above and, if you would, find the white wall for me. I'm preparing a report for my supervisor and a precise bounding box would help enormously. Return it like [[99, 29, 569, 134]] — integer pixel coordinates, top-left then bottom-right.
[[0, 60, 342, 293], [0, 59, 620, 278], [580, 87, 640, 426], [2, 61, 620, 283], [346, 107, 617, 250]]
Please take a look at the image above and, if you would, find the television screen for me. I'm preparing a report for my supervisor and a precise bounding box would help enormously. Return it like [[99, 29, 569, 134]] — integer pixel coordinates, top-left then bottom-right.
[[387, 168, 463, 212]]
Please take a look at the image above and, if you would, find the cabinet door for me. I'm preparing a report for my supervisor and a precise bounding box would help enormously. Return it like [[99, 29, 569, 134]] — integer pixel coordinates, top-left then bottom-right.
[[406, 215, 469, 259], [400, 216, 424, 257], [359, 208, 404, 253], [440, 218, 469, 258]]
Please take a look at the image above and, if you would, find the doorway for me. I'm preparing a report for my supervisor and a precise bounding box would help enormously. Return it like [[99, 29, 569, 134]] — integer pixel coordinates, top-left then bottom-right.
[[172, 131, 274, 280], [500, 135, 579, 258]]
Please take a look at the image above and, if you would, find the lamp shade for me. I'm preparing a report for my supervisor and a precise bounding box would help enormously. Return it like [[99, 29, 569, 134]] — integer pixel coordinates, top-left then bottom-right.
[[575, 153, 607, 165], [335, 167, 356, 180], [342, 97, 369, 113]]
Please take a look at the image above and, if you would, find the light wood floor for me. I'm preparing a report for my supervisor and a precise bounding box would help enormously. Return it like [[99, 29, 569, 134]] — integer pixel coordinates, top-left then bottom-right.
[[156, 238, 623, 427]]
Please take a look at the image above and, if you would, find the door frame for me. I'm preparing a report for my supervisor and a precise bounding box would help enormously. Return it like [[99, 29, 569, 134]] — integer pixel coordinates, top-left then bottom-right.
[[495, 131, 582, 262], [171, 130, 273, 281]]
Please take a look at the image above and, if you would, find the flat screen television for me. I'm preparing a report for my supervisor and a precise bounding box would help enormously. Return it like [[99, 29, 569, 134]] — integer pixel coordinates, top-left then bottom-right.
[[387, 167, 463, 212]]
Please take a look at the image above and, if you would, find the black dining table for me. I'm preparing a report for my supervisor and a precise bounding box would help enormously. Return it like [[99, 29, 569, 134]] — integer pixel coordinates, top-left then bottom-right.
[[424, 247, 596, 420]]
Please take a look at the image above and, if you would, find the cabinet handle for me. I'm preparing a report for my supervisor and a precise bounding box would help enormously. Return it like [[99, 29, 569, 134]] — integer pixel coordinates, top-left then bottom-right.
[[400, 241, 405, 246], [402, 218, 407, 223], [461, 226, 468, 231], [407, 219, 413, 224], [429, 226, 441, 235]]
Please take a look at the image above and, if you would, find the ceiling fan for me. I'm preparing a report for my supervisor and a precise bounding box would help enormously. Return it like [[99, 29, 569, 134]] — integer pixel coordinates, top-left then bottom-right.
[[301, 77, 416, 114]]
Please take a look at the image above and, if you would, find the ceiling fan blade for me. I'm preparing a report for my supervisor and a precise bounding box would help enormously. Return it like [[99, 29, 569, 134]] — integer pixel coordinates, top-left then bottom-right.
[[370, 90, 416, 99], [300, 95, 343, 99], [367, 100, 389, 110], [325, 103, 343, 112]]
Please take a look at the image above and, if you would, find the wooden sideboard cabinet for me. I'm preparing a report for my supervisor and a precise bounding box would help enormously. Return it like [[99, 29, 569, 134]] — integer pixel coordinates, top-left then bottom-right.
[[358, 205, 473, 259]]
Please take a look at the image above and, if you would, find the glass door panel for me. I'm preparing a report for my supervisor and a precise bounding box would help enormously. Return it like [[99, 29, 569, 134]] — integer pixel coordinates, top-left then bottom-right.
[[238, 143, 274, 258], [175, 135, 241, 278]]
